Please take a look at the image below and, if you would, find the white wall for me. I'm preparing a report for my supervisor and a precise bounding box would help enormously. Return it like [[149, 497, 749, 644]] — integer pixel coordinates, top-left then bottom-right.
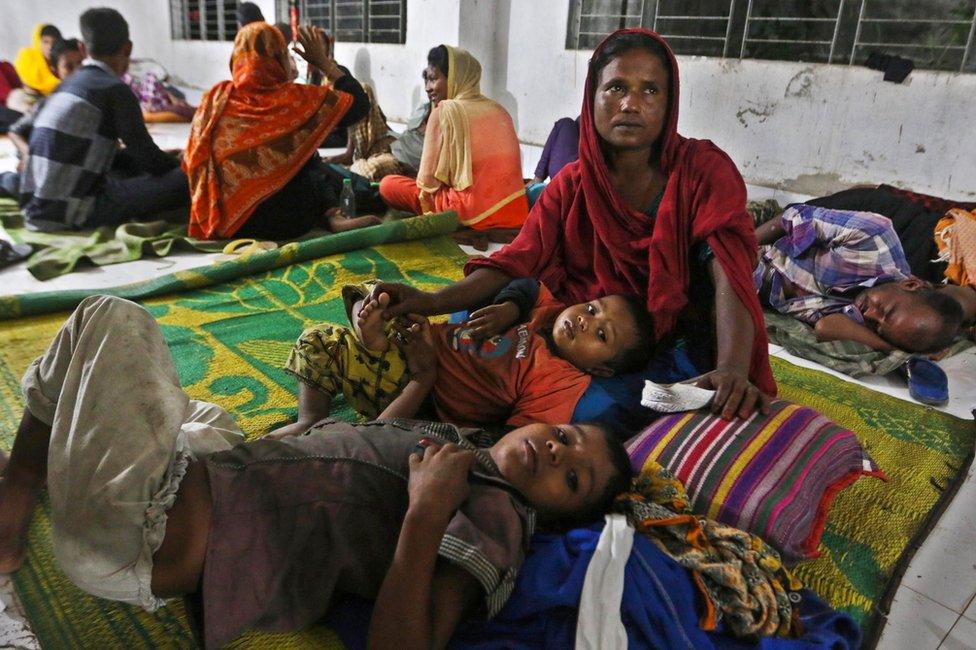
[[2, 0, 974, 199]]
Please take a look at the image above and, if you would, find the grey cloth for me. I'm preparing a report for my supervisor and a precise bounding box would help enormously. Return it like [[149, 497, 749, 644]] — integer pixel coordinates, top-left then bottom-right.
[[20, 295, 243, 609], [199, 418, 535, 649], [390, 101, 429, 171]]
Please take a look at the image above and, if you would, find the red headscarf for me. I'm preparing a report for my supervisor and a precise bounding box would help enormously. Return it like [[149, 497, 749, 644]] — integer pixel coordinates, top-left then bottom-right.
[[183, 22, 352, 239], [466, 28, 775, 394]]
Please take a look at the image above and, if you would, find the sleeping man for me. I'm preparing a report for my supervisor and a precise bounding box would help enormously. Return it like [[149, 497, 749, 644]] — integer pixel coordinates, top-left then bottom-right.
[[754, 204, 965, 354]]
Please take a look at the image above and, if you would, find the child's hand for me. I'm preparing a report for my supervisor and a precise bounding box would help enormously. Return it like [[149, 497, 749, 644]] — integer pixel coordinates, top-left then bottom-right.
[[465, 302, 520, 339], [394, 314, 437, 382], [407, 443, 475, 521]]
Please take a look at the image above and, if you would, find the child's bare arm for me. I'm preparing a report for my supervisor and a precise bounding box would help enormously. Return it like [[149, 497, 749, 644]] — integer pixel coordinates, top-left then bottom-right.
[[368, 444, 480, 650], [266, 382, 332, 439], [814, 313, 894, 351], [378, 315, 438, 419]]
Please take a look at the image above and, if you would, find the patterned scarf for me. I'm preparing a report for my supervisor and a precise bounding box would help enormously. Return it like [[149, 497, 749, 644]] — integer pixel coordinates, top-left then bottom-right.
[[183, 22, 352, 239]]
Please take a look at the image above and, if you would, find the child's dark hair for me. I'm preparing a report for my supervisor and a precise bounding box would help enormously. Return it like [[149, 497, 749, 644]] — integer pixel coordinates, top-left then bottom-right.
[[50, 38, 81, 67], [237, 1, 265, 27], [605, 294, 656, 375], [427, 45, 449, 77], [274, 22, 293, 42], [549, 421, 634, 532], [80, 8, 129, 57], [916, 289, 964, 352], [40, 25, 63, 40]]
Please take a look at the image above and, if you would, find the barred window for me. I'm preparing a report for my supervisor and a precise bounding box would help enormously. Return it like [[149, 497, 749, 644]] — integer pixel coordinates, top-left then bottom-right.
[[170, 0, 239, 41], [566, 0, 976, 73], [275, 0, 407, 44]]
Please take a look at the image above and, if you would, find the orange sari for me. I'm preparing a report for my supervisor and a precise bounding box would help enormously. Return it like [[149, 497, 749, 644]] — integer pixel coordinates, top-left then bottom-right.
[[183, 23, 352, 239]]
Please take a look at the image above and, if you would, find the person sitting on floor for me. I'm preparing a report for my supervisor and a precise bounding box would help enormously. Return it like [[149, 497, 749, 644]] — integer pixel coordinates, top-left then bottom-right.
[[379, 45, 529, 230], [0, 294, 633, 649], [17, 10, 189, 232], [324, 46, 444, 181], [0, 38, 84, 200], [755, 203, 964, 353], [270, 278, 655, 439], [183, 22, 380, 241], [9, 24, 63, 113], [528, 116, 580, 186], [236, 1, 265, 28]]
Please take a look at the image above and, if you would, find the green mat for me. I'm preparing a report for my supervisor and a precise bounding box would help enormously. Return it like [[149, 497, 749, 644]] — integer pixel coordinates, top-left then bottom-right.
[[0, 206, 458, 320], [0, 231, 971, 647]]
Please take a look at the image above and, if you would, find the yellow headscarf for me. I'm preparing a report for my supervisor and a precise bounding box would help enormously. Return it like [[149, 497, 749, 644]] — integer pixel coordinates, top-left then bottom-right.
[[426, 45, 492, 192], [14, 24, 61, 96]]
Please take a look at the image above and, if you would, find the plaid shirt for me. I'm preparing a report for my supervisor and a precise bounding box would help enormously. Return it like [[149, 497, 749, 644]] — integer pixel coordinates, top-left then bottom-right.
[[755, 204, 912, 324], [19, 59, 178, 231]]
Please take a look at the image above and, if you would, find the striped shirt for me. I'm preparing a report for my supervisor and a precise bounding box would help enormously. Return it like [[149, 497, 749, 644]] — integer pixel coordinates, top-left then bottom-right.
[[19, 59, 178, 231], [755, 204, 911, 324]]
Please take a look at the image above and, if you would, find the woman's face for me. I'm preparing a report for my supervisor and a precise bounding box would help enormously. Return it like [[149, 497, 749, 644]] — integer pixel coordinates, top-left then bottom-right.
[[592, 48, 670, 154], [424, 65, 448, 105]]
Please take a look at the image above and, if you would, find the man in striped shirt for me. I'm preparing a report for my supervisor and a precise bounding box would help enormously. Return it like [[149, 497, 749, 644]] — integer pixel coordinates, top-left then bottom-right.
[[754, 203, 963, 353], [18, 8, 188, 232]]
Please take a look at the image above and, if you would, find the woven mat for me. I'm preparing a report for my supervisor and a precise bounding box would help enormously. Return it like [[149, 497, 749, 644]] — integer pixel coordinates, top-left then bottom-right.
[[0, 238, 971, 647]]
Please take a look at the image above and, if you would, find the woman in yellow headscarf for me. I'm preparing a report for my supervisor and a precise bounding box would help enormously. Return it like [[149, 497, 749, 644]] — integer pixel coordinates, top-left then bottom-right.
[[379, 45, 528, 230], [14, 24, 62, 99]]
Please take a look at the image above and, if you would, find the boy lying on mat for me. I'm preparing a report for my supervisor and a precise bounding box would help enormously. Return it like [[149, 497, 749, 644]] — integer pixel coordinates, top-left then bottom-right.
[[269, 278, 657, 438], [0, 296, 632, 648], [755, 203, 966, 354]]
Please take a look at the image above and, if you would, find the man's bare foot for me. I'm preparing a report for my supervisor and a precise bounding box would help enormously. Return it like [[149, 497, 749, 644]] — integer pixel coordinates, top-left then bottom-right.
[[0, 480, 37, 573], [328, 214, 383, 233], [354, 293, 391, 354]]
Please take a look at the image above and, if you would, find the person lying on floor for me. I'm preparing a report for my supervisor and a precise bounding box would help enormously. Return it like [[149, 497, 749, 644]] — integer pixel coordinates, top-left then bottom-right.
[[17, 9, 189, 232], [324, 45, 442, 181], [0, 295, 633, 649], [9, 24, 63, 113], [755, 203, 964, 353], [183, 22, 381, 241], [378, 45, 529, 230], [270, 278, 655, 438]]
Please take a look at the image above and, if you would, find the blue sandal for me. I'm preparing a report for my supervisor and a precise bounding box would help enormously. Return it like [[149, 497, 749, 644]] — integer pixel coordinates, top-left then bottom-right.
[[903, 356, 949, 406]]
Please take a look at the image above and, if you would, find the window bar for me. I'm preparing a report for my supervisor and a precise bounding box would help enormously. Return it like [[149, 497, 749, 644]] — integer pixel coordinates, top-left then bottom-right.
[[827, 0, 846, 63], [962, 4, 976, 72], [652, 0, 660, 32], [722, 0, 737, 58], [739, 0, 753, 59], [850, 0, 867, 65], [182, 0, 191, 39], [216, 0, 225, 41], [363, 0, 369, 42]]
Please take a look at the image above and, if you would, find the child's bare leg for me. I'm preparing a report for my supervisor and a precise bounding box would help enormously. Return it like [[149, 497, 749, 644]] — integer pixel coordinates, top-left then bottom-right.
[[327, 211, 383, 233], [353, 293, 391, 354], [266, 382, 333, 439], [0, 408, 52, 572]]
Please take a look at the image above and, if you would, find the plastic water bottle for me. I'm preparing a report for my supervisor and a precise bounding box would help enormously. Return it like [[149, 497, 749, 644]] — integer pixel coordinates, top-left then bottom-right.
[[339, 178, 356, 217]]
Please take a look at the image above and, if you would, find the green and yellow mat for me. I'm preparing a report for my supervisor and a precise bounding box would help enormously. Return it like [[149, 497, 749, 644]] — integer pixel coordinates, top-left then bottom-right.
[[0, 230, 972, 648]]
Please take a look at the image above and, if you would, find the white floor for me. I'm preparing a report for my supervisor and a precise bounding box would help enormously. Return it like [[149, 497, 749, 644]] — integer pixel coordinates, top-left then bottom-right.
[[1, 127, 974, 649]]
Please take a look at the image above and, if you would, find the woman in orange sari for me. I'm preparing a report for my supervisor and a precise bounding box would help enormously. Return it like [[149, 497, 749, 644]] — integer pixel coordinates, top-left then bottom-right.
[[184, 23, 377, 241], [378, 45, 528, 230]]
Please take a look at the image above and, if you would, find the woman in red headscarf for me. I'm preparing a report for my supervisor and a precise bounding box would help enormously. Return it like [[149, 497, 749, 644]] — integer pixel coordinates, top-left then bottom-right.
[[184, 23, 378, 240], [373, 28, 775, 420]]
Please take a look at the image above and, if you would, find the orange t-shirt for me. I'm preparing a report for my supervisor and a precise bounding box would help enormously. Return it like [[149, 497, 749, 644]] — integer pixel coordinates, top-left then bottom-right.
[[431, 284, 591, 427]]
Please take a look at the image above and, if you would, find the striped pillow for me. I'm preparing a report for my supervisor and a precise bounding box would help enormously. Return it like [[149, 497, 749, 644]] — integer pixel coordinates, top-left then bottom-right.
[[625, 400, 884, 561]]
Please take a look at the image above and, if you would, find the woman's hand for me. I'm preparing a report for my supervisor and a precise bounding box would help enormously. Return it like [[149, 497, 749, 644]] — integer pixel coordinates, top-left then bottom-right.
[[464, 302, 519, 339], [696, 367, 772, 420], [408, 443, 475, 522], [293, 26, 342, 81], [367, 283, 440, 319]]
